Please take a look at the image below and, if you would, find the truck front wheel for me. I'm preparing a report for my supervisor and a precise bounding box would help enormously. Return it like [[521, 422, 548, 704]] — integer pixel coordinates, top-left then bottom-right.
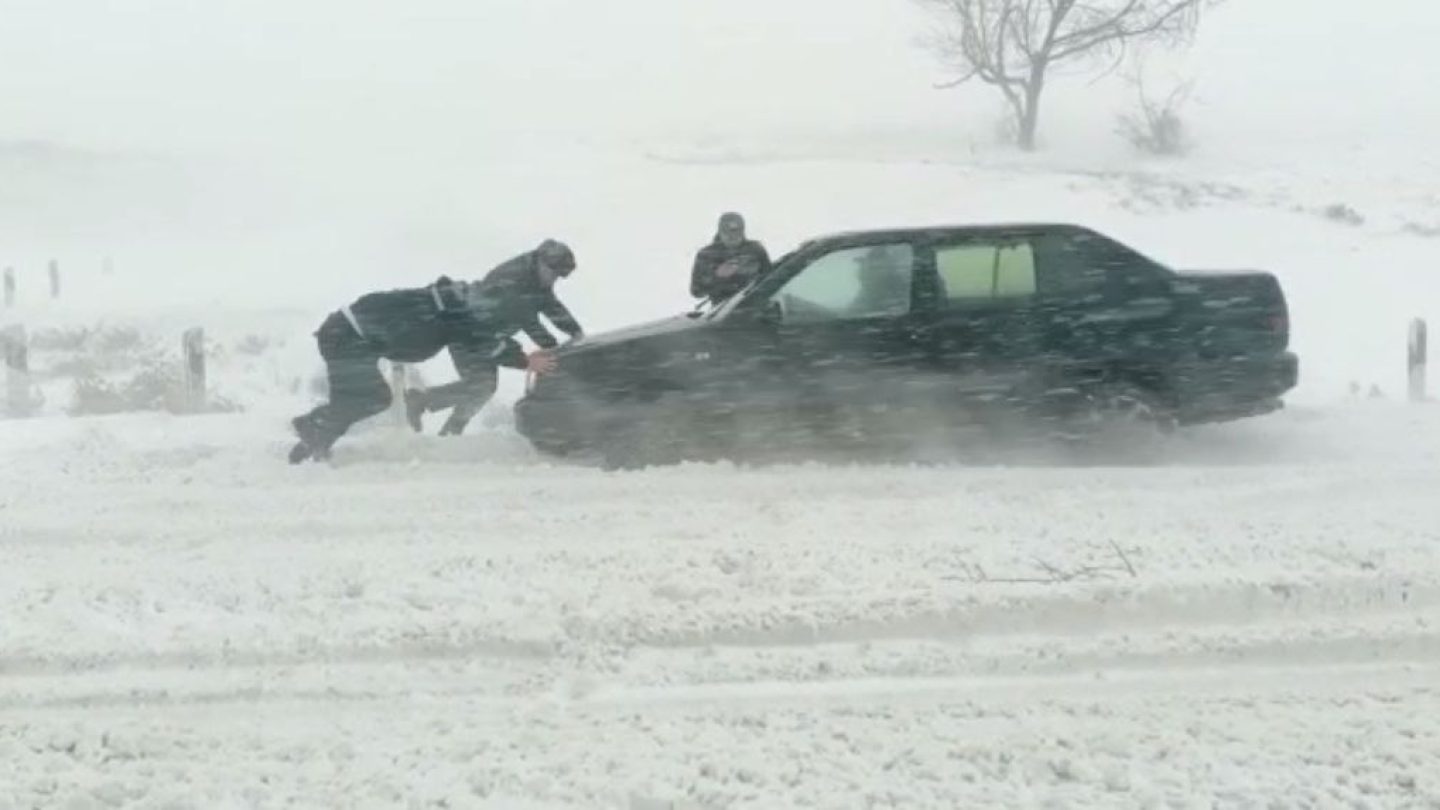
[[598, 397, 696, 471]]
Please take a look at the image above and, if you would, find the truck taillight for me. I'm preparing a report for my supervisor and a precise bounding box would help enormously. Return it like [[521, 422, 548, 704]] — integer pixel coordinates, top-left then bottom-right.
[[1267, 314, 1287, 333]]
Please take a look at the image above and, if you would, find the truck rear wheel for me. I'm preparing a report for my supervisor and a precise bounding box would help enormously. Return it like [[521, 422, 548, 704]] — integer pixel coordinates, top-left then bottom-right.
[[1058, 382, 1175, 464]]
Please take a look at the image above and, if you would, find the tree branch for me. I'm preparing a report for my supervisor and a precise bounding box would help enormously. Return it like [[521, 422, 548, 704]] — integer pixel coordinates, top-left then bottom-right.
[[1050, 0, 1201, 62], [1052, 0, 1143, 51], [913, 0, 1209, 149]]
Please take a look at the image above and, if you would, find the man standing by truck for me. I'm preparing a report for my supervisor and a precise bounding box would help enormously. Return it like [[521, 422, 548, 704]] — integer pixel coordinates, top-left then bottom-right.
[[690, 212, 772, 304]]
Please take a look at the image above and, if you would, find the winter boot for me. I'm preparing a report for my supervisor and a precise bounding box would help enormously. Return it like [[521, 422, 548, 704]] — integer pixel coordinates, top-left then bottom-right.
[[438, 413, 470, 436], [289, 414, 333, 464]]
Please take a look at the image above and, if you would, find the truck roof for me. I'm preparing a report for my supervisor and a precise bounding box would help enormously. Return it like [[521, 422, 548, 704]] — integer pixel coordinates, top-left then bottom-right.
[[807, 222, 1093, 244]]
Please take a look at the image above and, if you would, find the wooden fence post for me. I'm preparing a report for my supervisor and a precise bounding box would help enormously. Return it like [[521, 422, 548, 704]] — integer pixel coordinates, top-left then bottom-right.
[[4, 325, 31, 417], [182, 327, 206, 412], [1409, 318, 1428, 403], [3, 268, 13, 308], [48, 260, 60, 300]]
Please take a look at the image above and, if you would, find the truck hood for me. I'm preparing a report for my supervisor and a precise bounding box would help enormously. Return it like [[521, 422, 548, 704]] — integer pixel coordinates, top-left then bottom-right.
[[559, 312, 707, 355]]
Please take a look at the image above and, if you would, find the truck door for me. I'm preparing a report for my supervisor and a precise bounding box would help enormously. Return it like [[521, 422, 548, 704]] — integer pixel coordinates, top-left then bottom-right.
[[919, 233, 1043, 410], [722, 240, 934, 429]]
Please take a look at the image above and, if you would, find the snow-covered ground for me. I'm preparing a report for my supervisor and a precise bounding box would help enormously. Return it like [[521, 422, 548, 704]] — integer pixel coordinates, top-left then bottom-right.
[[3, 400, 1440, 808]]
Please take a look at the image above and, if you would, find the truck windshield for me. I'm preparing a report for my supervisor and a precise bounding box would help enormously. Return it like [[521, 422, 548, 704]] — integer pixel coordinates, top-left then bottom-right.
[[706, 246, 804, 320]]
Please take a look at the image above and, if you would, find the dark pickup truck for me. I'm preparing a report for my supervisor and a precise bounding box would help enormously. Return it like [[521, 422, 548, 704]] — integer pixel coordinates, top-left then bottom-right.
[[516, 223, 1298, 467]]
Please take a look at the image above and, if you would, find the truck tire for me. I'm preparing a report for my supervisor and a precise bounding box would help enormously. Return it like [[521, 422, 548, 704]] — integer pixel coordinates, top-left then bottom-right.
[[1058, 381, 1175, 464], [598, 397, 694, 471]]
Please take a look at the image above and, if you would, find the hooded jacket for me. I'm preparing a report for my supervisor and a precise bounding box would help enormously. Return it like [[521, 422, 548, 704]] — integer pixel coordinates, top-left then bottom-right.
[[474, 249, 584, 350], [690, 235, 771, 303], [334, 277, 529, 369]]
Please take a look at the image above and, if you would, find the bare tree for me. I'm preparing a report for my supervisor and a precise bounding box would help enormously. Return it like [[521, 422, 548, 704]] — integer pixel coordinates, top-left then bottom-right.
[[916, 0, 1211, 150]]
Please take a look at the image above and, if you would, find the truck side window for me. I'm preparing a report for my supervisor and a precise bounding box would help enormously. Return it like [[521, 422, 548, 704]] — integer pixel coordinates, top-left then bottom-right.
[[936, 241, 1036, 305], [1033, 231, 1106, 298], [770, 243, 915, 325]]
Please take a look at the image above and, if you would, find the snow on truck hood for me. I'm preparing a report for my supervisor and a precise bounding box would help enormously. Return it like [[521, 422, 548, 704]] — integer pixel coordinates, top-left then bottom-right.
[[560, 312, 705, 353]]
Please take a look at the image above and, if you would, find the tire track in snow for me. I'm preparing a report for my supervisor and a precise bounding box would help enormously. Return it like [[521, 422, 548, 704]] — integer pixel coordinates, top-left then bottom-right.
[[3, 574, 1435, 685], [8, 654, 1439, 715], [5, 607, 1438, 714], [626, 575, 1440, 650], [0, 636, 559, 678]]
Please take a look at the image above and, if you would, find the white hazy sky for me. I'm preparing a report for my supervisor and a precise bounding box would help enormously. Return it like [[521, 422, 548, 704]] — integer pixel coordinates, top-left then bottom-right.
[[2, 0, 1439, 311], [0, 0, 942, 157], [2, 0, 1436, 158]]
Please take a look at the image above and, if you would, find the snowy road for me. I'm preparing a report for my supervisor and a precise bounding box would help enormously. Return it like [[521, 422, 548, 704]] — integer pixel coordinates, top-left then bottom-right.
[[4, 405, 1440, 808]]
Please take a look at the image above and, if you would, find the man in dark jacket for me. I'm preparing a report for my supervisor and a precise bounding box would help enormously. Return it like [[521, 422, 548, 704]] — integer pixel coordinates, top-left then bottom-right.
[[288, 276, 556, 464], [403, 239, 584, 436], [690, 212, 771, 304]]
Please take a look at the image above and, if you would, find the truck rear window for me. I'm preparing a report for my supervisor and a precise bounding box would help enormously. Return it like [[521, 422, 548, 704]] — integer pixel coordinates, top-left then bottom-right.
[[936, 242, 1037, 303]]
